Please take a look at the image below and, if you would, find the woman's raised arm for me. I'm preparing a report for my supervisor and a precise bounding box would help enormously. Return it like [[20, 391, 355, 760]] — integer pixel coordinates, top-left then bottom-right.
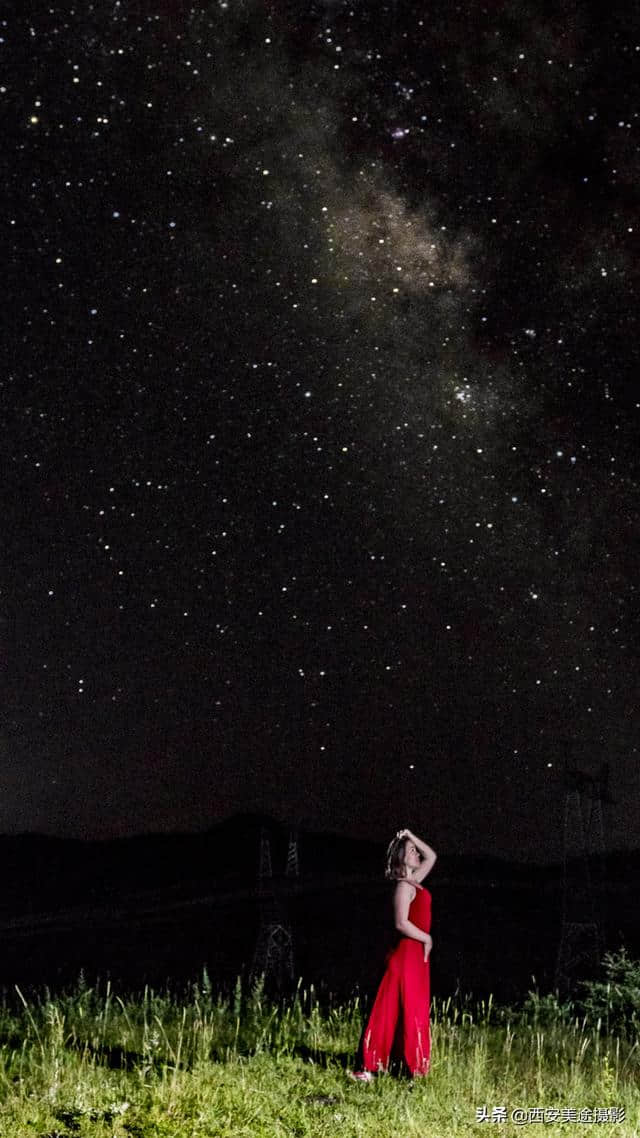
[[398, 828, 437, 882]]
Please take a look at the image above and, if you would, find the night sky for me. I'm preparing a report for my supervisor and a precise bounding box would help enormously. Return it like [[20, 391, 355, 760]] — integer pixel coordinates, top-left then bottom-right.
[[3, 0, 639, 860]]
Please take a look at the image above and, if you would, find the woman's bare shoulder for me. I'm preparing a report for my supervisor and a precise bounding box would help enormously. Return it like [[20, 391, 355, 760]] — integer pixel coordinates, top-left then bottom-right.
[[394, 879, 419, 895]]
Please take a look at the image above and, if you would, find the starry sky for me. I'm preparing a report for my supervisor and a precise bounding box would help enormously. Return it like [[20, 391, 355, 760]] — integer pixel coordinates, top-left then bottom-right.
[[2, 0, 639, 860]]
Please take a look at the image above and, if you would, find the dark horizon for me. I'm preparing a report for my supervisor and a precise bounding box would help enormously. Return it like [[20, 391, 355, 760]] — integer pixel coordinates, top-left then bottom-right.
[[0, 808, 636, 874], [0, 808, 637, 1006]]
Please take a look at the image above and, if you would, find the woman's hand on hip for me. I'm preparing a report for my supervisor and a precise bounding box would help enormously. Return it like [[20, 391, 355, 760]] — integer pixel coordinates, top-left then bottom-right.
[[423, 935, 433, 962]]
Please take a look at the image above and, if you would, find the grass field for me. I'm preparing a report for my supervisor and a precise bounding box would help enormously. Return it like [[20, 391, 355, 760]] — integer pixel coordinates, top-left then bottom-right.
[[0, 971, 638, 1137]]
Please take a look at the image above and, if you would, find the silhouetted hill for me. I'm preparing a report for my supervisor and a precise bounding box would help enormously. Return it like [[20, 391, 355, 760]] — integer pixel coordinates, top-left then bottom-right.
[[1, 814, 638, 919], [0, 816, 639, 999], [0, 814, 379, 916]]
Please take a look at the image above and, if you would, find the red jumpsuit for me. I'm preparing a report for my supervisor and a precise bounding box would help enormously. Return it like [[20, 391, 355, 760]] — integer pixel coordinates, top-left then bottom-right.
[[361, 884, 431, 1076]]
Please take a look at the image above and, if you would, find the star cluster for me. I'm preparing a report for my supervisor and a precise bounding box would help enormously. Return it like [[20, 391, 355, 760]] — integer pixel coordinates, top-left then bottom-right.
[[1, 1, 639, 857]]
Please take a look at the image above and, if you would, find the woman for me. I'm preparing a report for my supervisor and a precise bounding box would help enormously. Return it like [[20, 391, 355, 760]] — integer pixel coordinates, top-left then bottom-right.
[[349, 827, 436, 1081]]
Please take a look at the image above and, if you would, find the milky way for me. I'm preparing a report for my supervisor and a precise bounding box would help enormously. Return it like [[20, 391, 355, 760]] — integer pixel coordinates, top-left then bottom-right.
[[2, 1, 639, 858]]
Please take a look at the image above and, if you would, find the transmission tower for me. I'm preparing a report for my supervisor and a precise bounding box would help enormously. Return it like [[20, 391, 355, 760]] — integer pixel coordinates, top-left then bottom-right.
[[555, 764, 610, 995], [258, 826, 273, 881], [285, 827, 300, 883], [251, 826, 295, 994]]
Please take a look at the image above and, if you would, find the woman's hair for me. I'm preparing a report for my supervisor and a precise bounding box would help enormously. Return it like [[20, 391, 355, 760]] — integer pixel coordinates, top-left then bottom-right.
[[385, 835, 410, 881]]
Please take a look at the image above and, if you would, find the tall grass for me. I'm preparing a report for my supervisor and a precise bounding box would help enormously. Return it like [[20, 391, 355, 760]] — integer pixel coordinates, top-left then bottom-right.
[[0, 969, 638, 1136]]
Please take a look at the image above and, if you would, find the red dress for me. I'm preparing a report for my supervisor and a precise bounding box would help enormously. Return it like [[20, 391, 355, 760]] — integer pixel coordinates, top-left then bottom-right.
[[360, 884, 431, 1076]]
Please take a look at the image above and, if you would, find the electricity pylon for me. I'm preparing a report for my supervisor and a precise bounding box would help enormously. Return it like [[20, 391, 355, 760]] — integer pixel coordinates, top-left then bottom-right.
[[251, 826, 295, 994], [555, 764, 610, 995], [286, 827, 300, 883]]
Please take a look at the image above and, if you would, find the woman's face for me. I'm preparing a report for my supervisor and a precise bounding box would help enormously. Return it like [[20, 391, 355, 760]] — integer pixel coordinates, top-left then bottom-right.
[[403, 841, 422, 873]]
